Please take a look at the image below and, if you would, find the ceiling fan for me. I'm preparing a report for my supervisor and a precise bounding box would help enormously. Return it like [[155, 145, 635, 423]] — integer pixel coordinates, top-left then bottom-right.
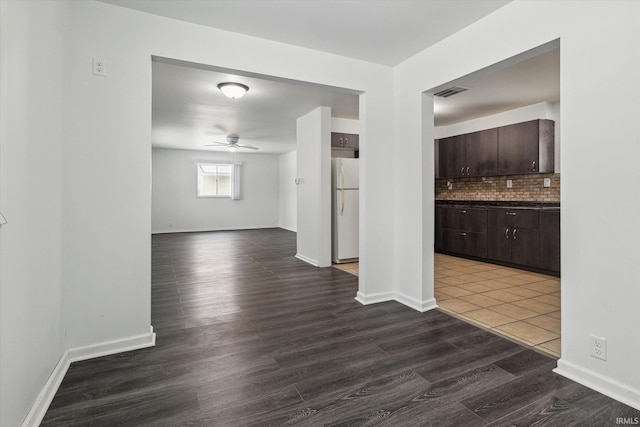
[[205, 134, 259, 152]]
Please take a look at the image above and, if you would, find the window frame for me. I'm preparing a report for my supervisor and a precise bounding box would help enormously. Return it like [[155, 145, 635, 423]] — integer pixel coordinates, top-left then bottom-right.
[[196, 162, 233, 198]]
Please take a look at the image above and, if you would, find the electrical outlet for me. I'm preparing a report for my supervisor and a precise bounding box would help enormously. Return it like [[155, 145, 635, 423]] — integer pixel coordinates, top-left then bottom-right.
[[92, 57, 107, 76], [506, 179, 513, 188], [543, 177, 551, 187], [590, 334, 607, 360]]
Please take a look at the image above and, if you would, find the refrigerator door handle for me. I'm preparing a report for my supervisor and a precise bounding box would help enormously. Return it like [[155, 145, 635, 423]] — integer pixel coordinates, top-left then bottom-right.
[[340, 160, 345, 216]]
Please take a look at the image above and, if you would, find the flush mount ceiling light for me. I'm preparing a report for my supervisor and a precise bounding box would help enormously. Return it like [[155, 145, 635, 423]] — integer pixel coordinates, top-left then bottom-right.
[[217, 82, 249, 99]]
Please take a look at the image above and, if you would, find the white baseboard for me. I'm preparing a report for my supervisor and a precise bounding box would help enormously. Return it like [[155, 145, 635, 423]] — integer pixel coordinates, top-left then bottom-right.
[[554, 359, 640, 411], [395, 292, 438, 312], [67, 327, 156, 363], [355, 290, 438, 313], [295, 253, 319, 267], [20, 351, 70, 427], [22, 327, 156, 427], [355, 290, 395, 305], [152, 225, 279, 234]]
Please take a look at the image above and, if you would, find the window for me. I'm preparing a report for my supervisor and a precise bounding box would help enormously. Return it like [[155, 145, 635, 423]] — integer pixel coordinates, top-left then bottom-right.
[[197, 163, 239, 199]]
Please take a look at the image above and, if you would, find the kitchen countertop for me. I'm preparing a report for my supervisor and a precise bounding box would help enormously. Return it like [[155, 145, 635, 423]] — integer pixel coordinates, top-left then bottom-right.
[[435, 200, 560, 210]]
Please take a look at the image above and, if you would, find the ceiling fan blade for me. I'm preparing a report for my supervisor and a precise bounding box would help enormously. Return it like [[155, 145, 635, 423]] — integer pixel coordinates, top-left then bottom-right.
[[236, 144, 259, 150], [205, 141, 229, 147]]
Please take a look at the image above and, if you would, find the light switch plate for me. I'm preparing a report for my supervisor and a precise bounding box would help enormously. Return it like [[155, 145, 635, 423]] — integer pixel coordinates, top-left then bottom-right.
[[506, 179, 513, 188], [543, 178, 551, 187]]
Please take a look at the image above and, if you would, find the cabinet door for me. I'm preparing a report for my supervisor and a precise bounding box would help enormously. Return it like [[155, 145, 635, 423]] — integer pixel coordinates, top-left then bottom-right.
[[488, 208, 540, 267], [440, 207, 486, 233], [498, 120, 539, 175], [539, 211, 560, 272], [440, 230, 487, 258], [487, 209, 514, 263], [331, 132, 344, 147], [343, 133, 359, 149], [466, 128, 498, 176], [511, 227, 540, 267], [459, 208, 487, 233], [439, 135, 466, 178], [504, 209, 539, 229], [435, 207, 444, 251], [464, 232, 488, 258]]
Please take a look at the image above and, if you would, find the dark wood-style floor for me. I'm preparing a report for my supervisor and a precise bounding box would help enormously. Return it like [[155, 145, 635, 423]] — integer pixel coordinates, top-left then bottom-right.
[[42, 229, 639, 426]]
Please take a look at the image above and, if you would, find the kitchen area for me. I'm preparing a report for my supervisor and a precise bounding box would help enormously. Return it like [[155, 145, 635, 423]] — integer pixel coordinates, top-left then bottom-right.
[[433, 116, 561, 357]]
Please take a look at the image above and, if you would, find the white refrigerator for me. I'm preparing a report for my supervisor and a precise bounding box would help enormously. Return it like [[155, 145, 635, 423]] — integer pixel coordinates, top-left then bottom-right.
[[332, 158, 359, 263]]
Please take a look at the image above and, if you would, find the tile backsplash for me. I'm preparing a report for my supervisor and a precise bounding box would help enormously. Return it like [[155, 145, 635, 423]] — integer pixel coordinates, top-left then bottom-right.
[[435, 173, 560, 202]]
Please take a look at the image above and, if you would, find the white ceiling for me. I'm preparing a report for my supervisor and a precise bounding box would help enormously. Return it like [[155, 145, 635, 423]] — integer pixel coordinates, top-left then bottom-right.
[[101, 0, 559, 154], [152, 58, 360, 154], [433, 45, 560, 126], [100, 0, 512, 66]]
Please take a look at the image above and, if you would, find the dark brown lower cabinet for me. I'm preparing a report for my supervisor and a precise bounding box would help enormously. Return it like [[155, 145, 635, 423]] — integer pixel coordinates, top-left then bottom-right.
[[488, 208, 540, 268], [436, 207, 487, 258], [441, 230, 487, 258], [436, 204, 559, 275], [539, 210, 560, 273]]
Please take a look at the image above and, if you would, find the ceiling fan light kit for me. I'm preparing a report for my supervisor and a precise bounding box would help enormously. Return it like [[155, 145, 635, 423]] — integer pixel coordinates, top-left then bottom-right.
[[217, 82, 249, 99], [205, 134, 259, 151]]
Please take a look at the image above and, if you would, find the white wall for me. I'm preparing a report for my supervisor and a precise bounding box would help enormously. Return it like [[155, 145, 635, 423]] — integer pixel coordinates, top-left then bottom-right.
[[394, 0, 640, 410], [0, 2, 66, 426], [152, 148, 279, 233], [2, 1, 395, 424], [296, 107, 331, 267], [435, 101, 561, 172], [279, 151, 297, 232], [331, 117, 360, 134]]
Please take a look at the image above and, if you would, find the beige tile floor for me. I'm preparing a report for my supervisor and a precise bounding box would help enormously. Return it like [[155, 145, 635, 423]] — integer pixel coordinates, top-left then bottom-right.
[[332, 262, 359, 275], [434, 253, 561, 358], [333, 255, 561, 358]]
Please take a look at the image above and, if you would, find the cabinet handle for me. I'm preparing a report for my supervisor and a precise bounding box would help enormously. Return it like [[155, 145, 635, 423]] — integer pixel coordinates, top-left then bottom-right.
[[513, 228, 518, 240], [466, 166, 470, 175], [344, 137, 348, 146], [505, 228, 510, 239], [459, 232, 467, 236], [458, 210, 467, 214], [461, 167, 465, 175], [506, 212, 517, 216], [532, 161, 536, 171]]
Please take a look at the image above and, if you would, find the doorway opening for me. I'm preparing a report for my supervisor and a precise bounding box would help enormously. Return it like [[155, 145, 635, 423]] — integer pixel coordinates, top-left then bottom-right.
[[150, 56, 361, 276], [428, 40, 561, 357]]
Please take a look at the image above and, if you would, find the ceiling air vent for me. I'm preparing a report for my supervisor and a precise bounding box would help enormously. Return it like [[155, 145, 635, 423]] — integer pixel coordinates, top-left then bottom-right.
[[434, 86, 469, 98]]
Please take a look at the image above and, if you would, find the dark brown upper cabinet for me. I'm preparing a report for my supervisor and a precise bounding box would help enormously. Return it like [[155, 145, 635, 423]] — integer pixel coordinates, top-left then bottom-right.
[[331, 132, 359, 149], [437, 129, 498, 178], [467, 128, 499, 177], [498, 119, 554, 175], [436, 119, 554, 178], [438, 134, 466, 178]]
